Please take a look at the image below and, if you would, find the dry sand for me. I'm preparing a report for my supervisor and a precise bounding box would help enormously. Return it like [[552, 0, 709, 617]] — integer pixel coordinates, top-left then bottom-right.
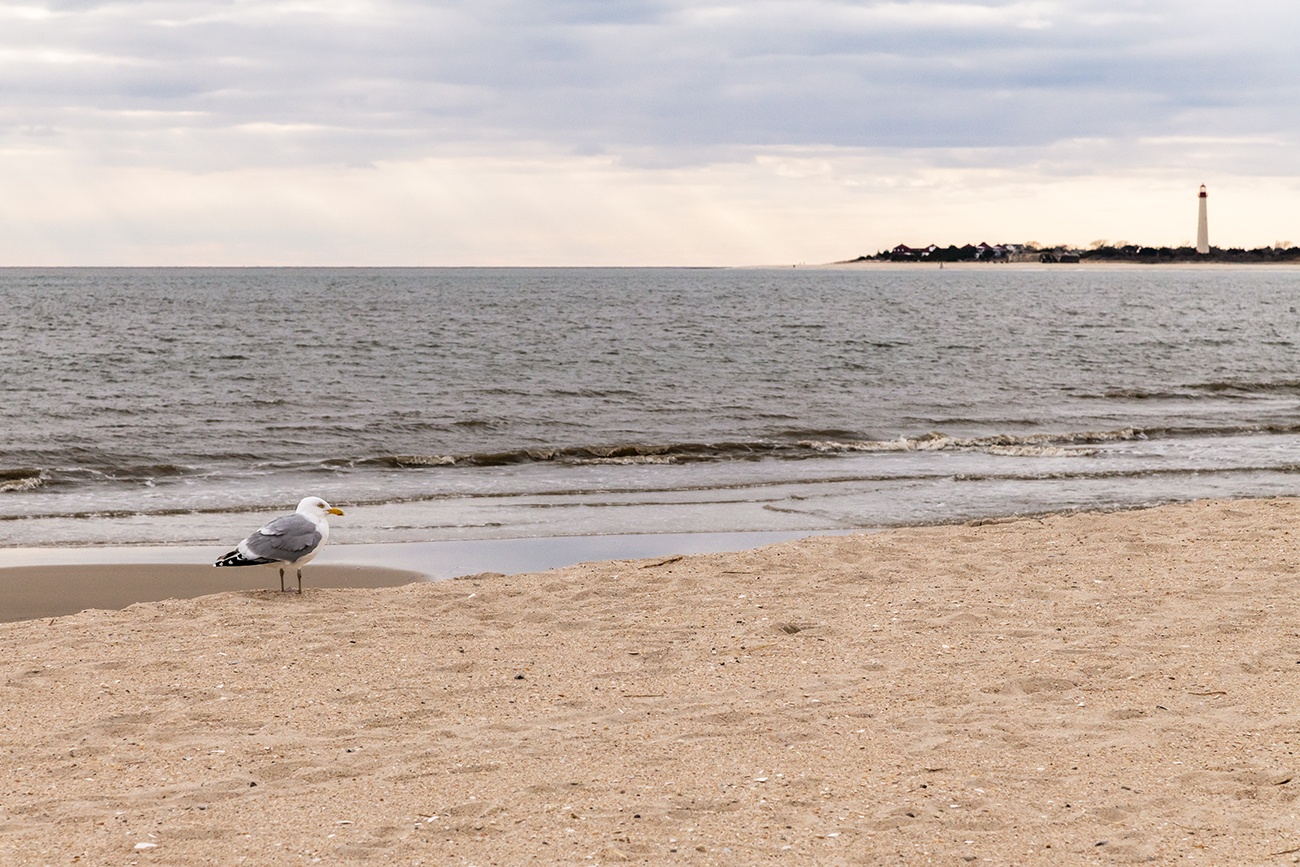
[[3, 498, 1300, 864]]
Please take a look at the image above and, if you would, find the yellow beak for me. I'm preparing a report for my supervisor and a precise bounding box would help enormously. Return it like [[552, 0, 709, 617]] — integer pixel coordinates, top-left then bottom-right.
[[328, 507, 345, 516]]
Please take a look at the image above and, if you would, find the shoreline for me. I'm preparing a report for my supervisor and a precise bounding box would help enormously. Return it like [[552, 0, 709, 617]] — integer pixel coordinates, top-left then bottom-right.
[[0, 530, 845, 623], [0, 488, 1283, 621], [4, 497, 1300, 862], [811, 259, 1300, 271]]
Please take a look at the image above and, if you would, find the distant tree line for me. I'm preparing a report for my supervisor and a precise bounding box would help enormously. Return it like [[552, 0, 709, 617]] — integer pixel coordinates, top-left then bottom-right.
[[847, 242, 1300, 264], [1079, 244, 1300, 263], [854, 242, 1024, 263]]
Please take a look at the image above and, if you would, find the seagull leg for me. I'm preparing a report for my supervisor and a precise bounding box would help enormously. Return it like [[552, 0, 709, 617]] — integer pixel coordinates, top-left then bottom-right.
[[297, 569, 303, 595], [279, 567, 285, 593]]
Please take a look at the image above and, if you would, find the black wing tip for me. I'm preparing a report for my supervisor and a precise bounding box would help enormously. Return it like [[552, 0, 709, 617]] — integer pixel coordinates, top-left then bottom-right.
[[215, 550, 276, 567]]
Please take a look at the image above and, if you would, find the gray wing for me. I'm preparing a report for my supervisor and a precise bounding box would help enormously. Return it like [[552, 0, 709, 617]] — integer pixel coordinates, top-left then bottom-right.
[[240, 513, 322, 563]]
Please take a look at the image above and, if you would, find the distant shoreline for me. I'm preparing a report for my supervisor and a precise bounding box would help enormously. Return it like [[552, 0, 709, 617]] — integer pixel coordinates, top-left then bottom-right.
[[809, 259, 1300, 271]]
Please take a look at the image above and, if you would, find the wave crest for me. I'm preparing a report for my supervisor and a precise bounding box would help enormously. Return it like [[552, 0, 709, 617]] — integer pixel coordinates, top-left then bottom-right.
[[0, 469, 44, 493], [363, 429, 1144, 470], [797, 429, 1139, 456]]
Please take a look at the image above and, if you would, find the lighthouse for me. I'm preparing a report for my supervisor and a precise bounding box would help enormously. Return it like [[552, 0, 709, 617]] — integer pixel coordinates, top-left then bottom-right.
[[1196, 184, 1209, 254]]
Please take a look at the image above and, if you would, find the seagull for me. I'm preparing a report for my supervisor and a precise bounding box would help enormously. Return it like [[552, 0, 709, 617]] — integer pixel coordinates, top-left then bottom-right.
[[215, 497, 344, 594]]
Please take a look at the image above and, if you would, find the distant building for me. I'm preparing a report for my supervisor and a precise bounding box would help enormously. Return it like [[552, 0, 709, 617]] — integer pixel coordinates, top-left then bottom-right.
[[884, 242, 1023, 262], [974, 242, 1009, 260], [888, 244, 938, 259], [1039, 248, 1081, 264], [1196, 185, 1210, 254]]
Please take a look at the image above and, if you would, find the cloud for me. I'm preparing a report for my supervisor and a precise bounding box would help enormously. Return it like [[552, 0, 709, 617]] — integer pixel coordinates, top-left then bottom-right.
[[1, 0, 1297, 262], [3, 0, 1298, 169]]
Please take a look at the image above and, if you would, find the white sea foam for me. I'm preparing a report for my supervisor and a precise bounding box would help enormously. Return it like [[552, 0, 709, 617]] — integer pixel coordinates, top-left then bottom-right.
[[393, 455, 457, 467], [588, 455, 680, 465], [798, 430, 1127, 456], [984, 445, 1098, 458]]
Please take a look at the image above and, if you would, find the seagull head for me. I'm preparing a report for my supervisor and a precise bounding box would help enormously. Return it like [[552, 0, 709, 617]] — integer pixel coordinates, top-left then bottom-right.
[[296, 497, 345, 518]]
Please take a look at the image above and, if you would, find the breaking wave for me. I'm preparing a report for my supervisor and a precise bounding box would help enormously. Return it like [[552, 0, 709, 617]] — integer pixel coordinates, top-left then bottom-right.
[[0, 469, 44, 493], [796, 429, 1142, 457], [357, 428, 1146, 469], [1092, 380, 1300, 400]]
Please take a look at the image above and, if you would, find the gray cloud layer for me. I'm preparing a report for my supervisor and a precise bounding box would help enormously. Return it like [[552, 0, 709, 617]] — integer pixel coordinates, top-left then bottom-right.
[[3, 0, 1297, 170]]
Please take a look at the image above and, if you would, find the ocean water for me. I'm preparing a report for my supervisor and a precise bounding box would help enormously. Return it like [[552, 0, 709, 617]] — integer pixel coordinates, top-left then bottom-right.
[[3, 265, 1300, 548]]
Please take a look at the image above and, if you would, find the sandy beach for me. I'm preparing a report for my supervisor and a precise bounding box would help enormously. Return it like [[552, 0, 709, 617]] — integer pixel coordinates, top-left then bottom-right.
[[4, 498, 1300, 864]]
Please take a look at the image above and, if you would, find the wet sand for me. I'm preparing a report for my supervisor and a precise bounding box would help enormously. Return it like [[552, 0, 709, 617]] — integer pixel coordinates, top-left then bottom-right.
[[3, 498, 1300, 863], [0, 564, 425, 623]]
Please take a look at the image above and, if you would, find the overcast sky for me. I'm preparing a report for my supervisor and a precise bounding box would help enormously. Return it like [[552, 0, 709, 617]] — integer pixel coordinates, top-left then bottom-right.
[[2, 0, 1297, 264]]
